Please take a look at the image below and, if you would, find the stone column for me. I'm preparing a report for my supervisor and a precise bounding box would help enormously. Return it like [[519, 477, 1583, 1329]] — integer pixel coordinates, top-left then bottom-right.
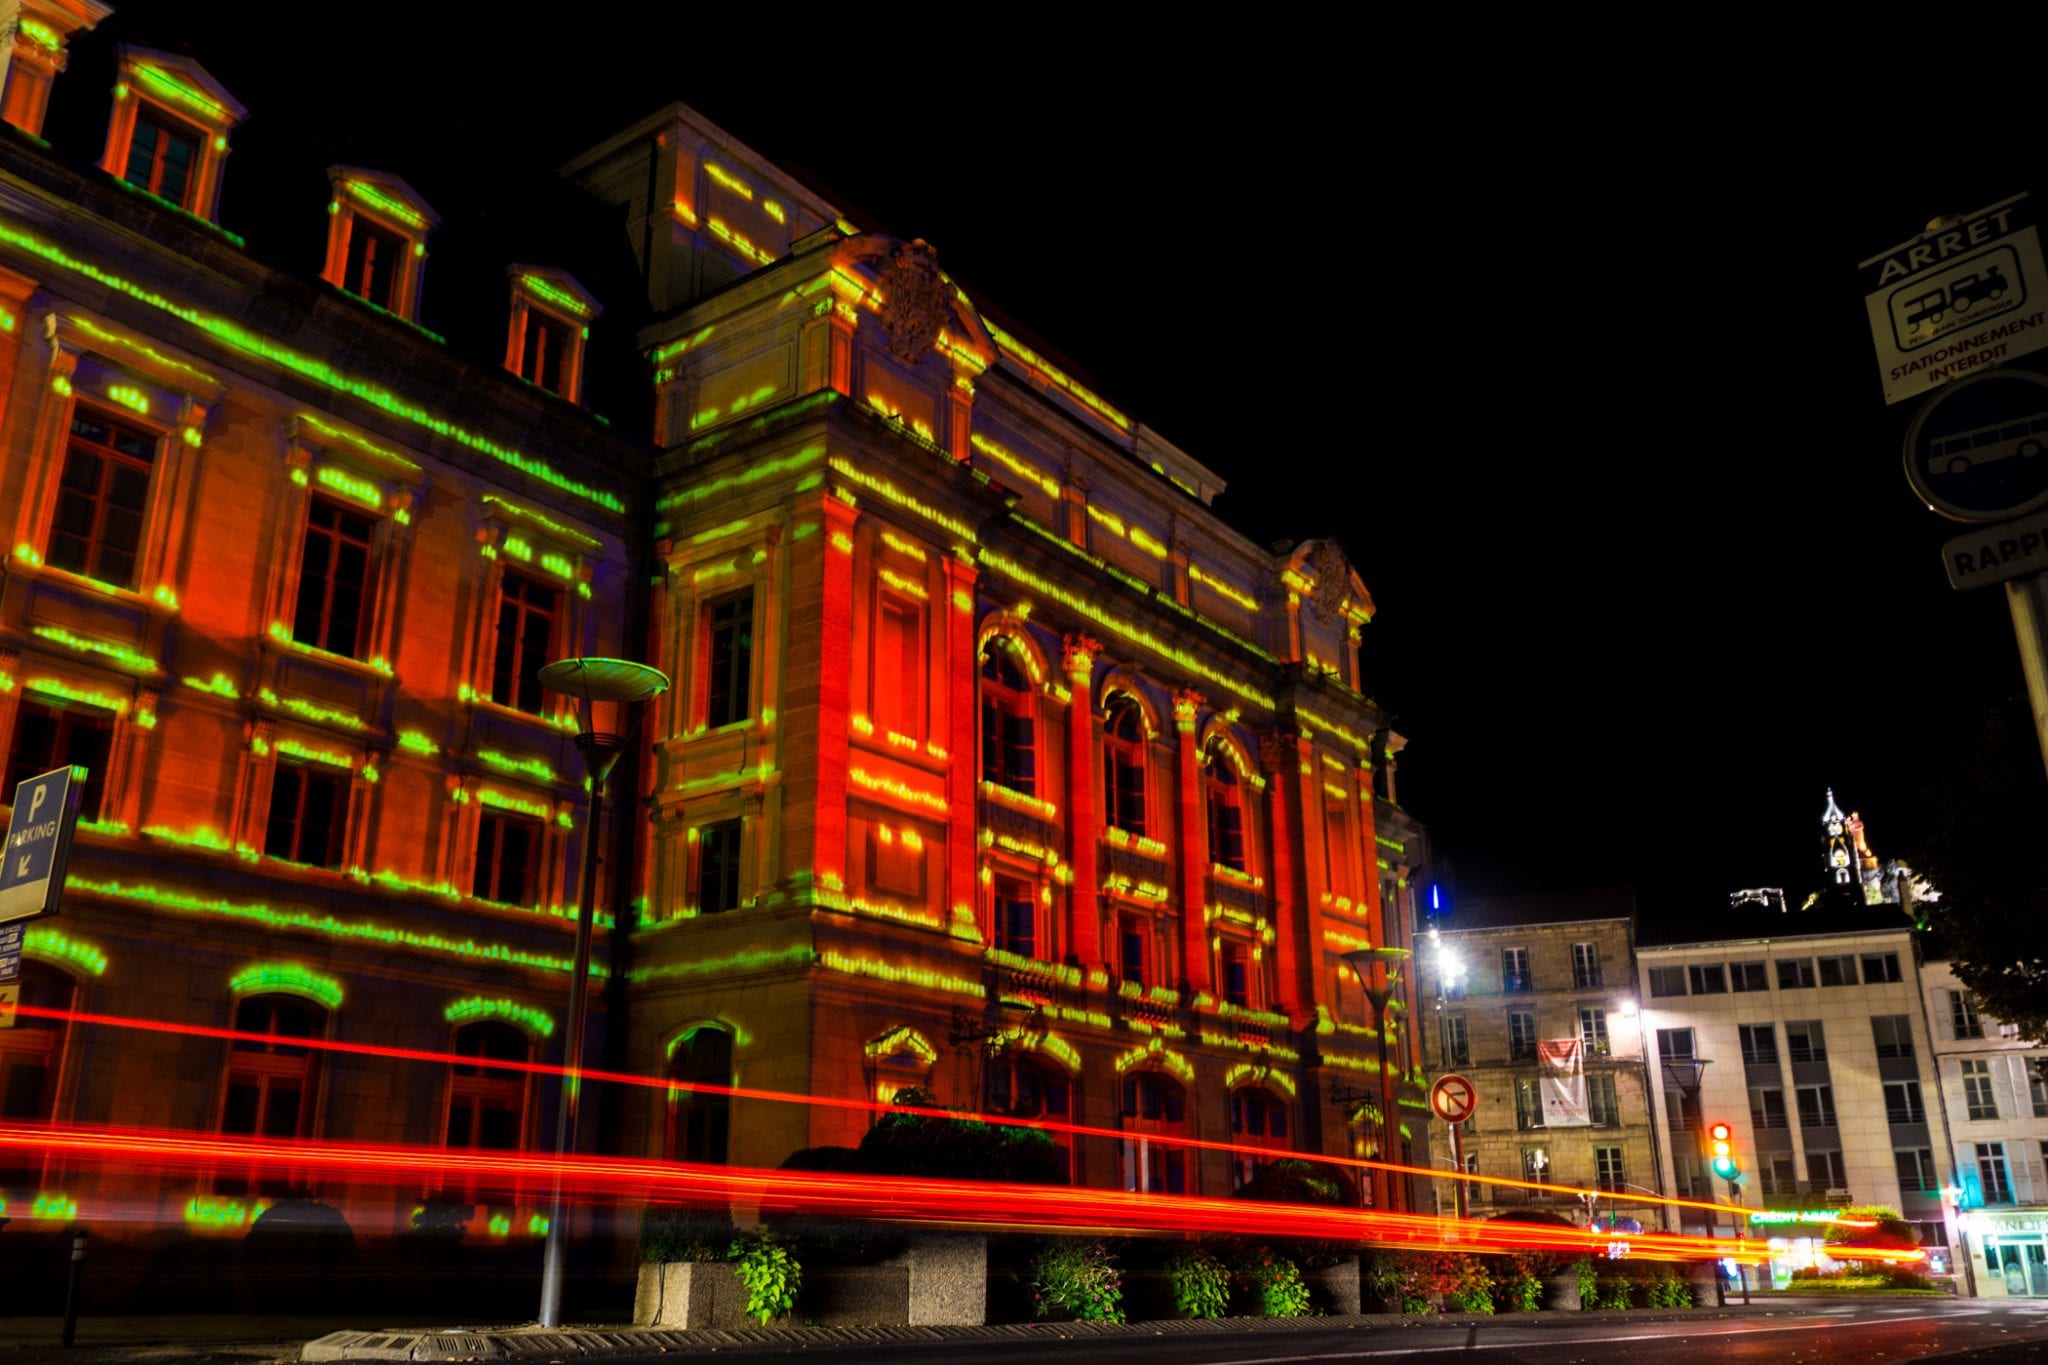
[[1173, 690, 1211, 993], [1062, 634, 1101, 970]]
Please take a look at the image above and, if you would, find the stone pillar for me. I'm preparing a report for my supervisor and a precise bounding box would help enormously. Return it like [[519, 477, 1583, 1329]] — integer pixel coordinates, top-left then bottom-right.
[[1173, 689, 1211, 993], [1062, 633, 1101, 970], [1262, 729, 1312, 1019], [809, 495, 859, 891], [943, 556, 980, 927]]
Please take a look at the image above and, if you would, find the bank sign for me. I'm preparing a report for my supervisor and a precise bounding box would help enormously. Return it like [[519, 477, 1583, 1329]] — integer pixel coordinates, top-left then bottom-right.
[[1861, 194, 2048, 404], [0, 766, 79, 924]]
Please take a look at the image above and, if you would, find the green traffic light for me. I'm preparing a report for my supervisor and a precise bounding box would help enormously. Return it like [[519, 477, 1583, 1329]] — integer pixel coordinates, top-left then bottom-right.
[[1712, 1156, 1738, 1178]]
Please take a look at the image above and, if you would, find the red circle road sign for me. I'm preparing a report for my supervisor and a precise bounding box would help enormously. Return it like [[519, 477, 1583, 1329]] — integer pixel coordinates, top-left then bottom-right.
[[1429, 1073, 1477, 1123]]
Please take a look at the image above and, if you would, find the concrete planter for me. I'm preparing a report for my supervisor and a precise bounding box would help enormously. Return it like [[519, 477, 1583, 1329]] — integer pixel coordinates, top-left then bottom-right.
[[633, 1260, 751, 1328], [634, 1234, 987, 1330], [1541, 1272, 1582, 1311], [1306, 1258, 1364, 1315]]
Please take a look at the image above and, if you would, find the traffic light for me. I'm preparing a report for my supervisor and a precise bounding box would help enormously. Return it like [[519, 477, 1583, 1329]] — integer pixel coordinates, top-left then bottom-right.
[[1708, 1121, 1739, 1179]]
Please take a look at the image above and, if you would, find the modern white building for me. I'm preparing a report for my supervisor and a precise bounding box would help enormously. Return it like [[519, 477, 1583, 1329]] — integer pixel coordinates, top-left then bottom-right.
[[1922, 954, 2048, 1297], [1637, 909, 1957, 1282]]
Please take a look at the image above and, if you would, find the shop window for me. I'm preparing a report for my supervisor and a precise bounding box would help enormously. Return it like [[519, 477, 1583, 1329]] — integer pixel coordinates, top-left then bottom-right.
[[979, 646, 1035, 795], [49, 408, 155, 588], [472, 811, 541, 907], [1102, 695, 1147, 837], [872, 594, 924, 739], [491, 572, 558, 713], [704, 590, 754, 729], [1229, 1087, 1290, 1189], [6, 698, 113, 823], [696, 819, 742, 914], [994, 875, 1037, 959], [669, 1027, 732, 1164], [263, 763, 348, 869], [1120, 1071, 1188, 1195], [292, 499, 375, 658], [1203, 748, 1245, 871]]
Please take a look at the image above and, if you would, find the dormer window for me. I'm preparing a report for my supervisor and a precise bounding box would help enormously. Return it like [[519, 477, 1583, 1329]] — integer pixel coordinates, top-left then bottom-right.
[[3, 2, 110, 138], [98, 46, 245, 222], [321, 167, 437, 324], [505, 267, 599, 402]]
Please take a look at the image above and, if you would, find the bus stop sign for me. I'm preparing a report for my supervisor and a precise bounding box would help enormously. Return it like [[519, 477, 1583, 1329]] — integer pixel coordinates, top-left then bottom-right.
[[1905, 368, 2048, 522]]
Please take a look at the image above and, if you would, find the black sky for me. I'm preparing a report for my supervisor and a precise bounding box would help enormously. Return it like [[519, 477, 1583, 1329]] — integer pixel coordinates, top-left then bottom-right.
[[69, 6, 2048, 916]]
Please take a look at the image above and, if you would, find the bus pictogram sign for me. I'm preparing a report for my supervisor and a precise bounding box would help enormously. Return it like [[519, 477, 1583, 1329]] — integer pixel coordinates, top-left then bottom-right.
[[1905, 368, 2048, 523], [1429, 1073, 1477, 1124]]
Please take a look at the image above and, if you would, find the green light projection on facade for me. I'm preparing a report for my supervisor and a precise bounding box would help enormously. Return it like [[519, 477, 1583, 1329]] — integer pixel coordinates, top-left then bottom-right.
[[444, 996, 555, 1037], [228, 962, 345, 1009]]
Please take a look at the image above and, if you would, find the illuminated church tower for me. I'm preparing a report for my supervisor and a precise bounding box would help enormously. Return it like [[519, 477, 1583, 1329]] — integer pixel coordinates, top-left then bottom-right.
[[1823, 789, 1854, 888]]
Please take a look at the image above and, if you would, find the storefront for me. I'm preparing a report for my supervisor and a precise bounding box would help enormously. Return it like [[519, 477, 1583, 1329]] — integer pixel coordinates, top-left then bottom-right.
[[1967, 1211, 2048, 1297]]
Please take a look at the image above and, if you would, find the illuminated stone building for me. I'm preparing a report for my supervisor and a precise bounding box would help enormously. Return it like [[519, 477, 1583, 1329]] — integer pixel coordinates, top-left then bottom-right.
[[0, 9, 1433, 1245]]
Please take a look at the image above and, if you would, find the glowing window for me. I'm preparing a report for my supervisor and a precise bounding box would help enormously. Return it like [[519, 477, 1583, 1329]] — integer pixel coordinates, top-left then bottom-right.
[[472, 811, 541, 907], [1102, 696, 1147, 838], [1120, 1071, 1188, 1194], [263, 763, 347, 870], [49, 408, 156, 589], [491, 572, 558, 714], [979, 647, 1035, 796], [6, 698, 112, 823], [1204, 751, 1245, 871], [292, 500, 375, 659], [122, 107, 200, 207]]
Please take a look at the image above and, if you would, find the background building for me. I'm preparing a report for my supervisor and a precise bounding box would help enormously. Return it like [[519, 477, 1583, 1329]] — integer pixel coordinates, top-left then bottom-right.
[[1412, 888, 1660, 1228]]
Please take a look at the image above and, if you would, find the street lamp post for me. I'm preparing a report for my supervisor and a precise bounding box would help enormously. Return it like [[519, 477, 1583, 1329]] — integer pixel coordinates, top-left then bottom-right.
[[1342, 946, 1412, 1213], [535, 658, 670, 1329], [1424, 930, 1468, 1217]]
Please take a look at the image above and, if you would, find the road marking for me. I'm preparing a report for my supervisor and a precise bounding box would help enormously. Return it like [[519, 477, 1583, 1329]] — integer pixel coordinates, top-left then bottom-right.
[[1223, 1314, 1961, 1362]]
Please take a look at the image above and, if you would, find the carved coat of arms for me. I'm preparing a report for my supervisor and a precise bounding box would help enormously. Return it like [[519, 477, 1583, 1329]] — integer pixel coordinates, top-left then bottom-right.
[[1308, 541, 1348, 623], [877, 239, 947, 365]]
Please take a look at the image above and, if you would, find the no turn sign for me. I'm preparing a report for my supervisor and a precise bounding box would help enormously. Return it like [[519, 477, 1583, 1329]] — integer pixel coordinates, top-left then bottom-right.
[[1429, 1072, 1477, 1124]]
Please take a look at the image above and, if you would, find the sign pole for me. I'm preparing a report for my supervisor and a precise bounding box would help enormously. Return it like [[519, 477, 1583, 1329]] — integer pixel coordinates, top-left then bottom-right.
[[2006, 573, 2048, 781], [1449, 1120, 1467, 1221]]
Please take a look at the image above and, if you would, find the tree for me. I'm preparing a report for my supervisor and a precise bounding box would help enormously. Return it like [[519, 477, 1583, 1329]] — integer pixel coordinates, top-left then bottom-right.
[[1908, 691, 2048, 1041]]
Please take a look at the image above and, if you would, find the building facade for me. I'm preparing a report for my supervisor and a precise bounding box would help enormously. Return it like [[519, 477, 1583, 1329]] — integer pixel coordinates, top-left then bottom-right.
[[1637, 914, 1957, 1276], [0, 5, 1434, 1250], [1922, 955, 2048, 1296], [1412, 889, 1661, 1228]]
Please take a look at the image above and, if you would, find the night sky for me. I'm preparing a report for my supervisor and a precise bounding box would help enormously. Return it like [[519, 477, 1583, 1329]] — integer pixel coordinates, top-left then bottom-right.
[[62, 7, 2048, 918]]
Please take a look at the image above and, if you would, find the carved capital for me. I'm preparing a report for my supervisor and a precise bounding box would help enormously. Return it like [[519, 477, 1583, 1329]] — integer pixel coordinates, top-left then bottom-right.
[[1062, 632, 1102, 677], [1172, 689, 1205, 731]]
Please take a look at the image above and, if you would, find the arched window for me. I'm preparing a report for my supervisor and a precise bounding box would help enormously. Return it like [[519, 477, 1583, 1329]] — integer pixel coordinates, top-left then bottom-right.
[[1120, 1070, 1189, 1195], [1204, 746, 1245, 872], [990, 1051, 1073, 1181], [220, 993, 327, 1196], [980, 646, 1036, 795], [1103, 695, 1148, 837], [1230, 1087, 1291, 1189], [0, 963, 75, 1189], [448, 1022, 532, 1150], [669, 1027, 733, 1164]]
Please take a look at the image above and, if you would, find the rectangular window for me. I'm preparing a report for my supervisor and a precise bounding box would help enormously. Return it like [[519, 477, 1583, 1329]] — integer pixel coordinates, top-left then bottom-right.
[[1817, 955, 1859, 987], [6, 699, 114, 824], [1588, 1073, 1618, 1125], [1514, 1077, 1545, 1130], [872, 595, 924, 739], [1594, 1145, 1625, 1192], [1647, 965, 1687, 997], [1963, 1058, 1999, 1120], [343, 216, 405, 310], [49, 409, 156, 588], [1951, 990, 1984, 1039], [490, 572, 558, 714], [980, 651, 1036, 795], [2031, 1059, 2048, 1119], [1323, 805, 1351, 900], [1896, 1147, 1938, 1195], [1796, 1084, 1838, 1128], [1688, 963, 1727, 995], [1739, 1024, 1779, 1065], [1579, 1007, 1609, 1056], [705, 591, 754, 729], [1445, 1014, 1470, 1068], [1883, 1080, 1926, 1125], [519, 312, 569, 394], [292, 499, 376, 658], [1508, 1009, 1537, 1061], [1730, 961, 1769, 992], [1500, 946, 1531, 994], [1572, 942, 1601, 988], [1762, 1154, 1798, 1197], [1777, 958, 1816, 990], [1786, 1020, 1827, 1064], [1205, 766, 1246, 872], [1222, 942, 1251, 1009], [697, 819, 742, 914], [1118, 913, 1151, 986], [263, 764, 348, 869], [123, 107, 198, 206], [471, 811, 540, 907], [1808, 1149, 1847, 1191], [1861, 952, 1903, 984], [1657, 1027, 1696, 1062], [1522, 1147, 1549, 1183], [1750, 1086, 1788, 1129], [1978, 1142, 2014, 1204], [995, 876, 1037, 960], [1873, 1015, 1915, 1059]]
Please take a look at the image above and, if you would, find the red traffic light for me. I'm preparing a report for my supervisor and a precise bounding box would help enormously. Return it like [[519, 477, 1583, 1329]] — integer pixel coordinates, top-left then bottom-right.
[[1708, 1121, 1733, 1143]]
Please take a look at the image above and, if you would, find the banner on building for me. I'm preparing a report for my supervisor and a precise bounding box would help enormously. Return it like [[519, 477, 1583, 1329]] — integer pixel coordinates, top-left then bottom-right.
[[1538, 1039, 1590, 1126]]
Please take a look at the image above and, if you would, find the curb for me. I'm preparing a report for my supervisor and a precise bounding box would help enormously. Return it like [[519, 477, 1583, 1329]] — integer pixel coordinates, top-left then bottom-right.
[[302, 1306, 1795, 1360]]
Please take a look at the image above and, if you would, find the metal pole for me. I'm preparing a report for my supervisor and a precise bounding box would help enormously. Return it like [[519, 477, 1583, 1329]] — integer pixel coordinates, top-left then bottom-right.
[[538, 735, 614, 1329], [2005, 574, 2048, 781], [60, 1228, 84, 1347], [1450, 1120, 1467, 1220], [1374, 997, 1394, 1213]]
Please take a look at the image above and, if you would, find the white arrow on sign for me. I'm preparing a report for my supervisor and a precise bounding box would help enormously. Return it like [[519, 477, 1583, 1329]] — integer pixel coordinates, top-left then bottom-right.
[[1429, 1073, 1477, 1124]]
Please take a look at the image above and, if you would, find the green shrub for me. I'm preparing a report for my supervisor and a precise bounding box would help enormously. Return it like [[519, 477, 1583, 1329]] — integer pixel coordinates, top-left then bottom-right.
[[1596, 1276, 1633, 1310], [1241, 1250, 1314, 1317], [1501, 1270, 1543, 1311], [1645, 1269, 1691, 1307], [1032, 1239, 1125, 1323], [1167, 1248, 1231, 1319], [1572, 1258, 1598, 1308], [730, 1235, 801, 1325]]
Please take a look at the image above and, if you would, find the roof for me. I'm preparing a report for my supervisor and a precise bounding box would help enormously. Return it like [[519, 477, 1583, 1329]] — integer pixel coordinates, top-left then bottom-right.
[[1437, 885, 1637, 933], [1635, 902, 1919, 951]]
